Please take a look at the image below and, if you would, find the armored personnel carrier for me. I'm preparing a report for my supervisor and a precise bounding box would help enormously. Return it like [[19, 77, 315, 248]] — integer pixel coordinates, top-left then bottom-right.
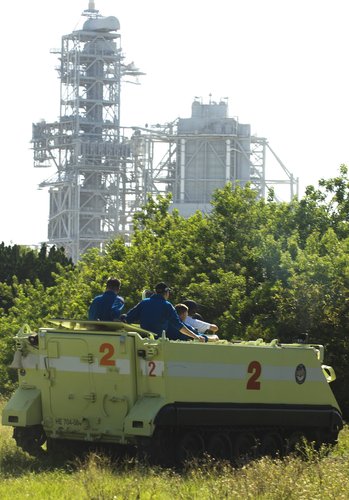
[[2, 320, 343, 463]]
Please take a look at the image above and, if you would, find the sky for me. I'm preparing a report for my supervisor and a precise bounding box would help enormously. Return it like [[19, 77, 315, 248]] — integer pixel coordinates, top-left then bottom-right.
[[1, 0, 349, 246]]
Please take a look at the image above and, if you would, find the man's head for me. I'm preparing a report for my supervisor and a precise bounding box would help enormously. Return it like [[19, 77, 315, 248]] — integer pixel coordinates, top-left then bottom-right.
[[106, 278, 121, 293], [182, 300, 198, 316], [175, 303, 189, 321], [155, 282, 171, 297]]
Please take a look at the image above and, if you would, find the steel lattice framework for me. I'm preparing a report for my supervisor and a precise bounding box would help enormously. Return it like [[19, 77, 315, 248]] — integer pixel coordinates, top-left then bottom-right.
[[32, 5, 145, 262], [129, 120, 298, 214], [32, 4, 298, 262]]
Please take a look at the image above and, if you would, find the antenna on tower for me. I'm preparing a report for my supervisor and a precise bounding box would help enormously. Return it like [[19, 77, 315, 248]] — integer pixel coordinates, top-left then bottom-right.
[[83, 0, 98, 15]]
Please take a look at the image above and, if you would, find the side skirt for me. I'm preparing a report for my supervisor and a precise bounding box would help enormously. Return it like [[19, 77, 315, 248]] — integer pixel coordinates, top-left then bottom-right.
[[154, 403, 343, 432]]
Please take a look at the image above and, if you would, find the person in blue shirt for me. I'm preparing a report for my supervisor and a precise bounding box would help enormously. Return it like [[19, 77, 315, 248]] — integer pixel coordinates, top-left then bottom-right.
[[124, 282, 205, 341], [88, 278, 124, 321], [167, 303, 208, 342]]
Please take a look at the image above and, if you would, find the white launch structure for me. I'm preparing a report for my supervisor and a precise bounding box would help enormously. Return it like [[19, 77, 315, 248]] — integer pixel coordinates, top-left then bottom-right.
[[32, 2, 298, 262]]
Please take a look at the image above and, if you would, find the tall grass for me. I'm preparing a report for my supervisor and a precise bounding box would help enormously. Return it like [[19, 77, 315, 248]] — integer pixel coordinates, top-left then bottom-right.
[[0, 407, 349, 499]]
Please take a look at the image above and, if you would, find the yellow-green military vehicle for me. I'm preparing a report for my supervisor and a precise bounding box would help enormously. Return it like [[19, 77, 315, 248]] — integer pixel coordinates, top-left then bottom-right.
[[2, 320, 343, 463]]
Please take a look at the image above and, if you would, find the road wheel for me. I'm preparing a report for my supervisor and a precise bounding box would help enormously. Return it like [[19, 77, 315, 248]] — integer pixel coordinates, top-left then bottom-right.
[[285, 431, 306, 455], [151, 428, 175, 466], [13, 425, 46, 455], [305, 429, 323, 450], [207, 432, 232, 460], [232, 432, 257, 466], [259, 432, 283, 458], [176, 430, 205, 464]]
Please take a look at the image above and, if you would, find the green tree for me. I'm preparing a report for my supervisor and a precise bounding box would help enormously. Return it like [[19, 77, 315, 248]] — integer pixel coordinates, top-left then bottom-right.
[[2, 169, 349, 415]]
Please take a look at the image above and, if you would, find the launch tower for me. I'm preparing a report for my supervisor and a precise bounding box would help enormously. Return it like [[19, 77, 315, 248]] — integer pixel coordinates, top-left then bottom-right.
[[32, 1, 142, 262]]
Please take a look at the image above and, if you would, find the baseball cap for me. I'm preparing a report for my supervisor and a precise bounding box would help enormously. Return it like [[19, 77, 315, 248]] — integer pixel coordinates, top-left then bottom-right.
[[155, 282, 171, 293], [183, 300, 198, 314]]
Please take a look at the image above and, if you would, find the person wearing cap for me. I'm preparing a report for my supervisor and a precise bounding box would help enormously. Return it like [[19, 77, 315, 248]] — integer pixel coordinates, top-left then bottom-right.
[[88, 278, 125, 321], [183, 299, 219, 334], [124, 282, 205, 341], [167, 304, 209, 342]]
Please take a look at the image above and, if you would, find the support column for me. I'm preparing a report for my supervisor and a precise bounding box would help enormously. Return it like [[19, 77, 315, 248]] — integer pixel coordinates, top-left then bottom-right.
[[226, 139, 231, 182], [180, 139, 186, 201]]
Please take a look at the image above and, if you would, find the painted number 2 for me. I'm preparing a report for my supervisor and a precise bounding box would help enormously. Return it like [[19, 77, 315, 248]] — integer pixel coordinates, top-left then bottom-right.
[[99, 343, 115, 366], [148, 361, 156, 376], [246, 360, 261, 390]]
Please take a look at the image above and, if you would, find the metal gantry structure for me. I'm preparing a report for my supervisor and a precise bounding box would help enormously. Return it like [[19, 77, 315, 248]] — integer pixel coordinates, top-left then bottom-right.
[[32, 2, 298, 262], [130, 100, 298, 217], [32, 2, 144, 262]]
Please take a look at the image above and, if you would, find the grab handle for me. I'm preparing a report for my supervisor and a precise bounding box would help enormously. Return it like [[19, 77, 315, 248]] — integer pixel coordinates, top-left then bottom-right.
[[322, 364, 336, 383]]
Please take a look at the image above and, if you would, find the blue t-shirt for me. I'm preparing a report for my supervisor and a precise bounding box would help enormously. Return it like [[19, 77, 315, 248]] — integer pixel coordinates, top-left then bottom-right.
[[125, 294, 183, 337], [88, 290, 124, 321]]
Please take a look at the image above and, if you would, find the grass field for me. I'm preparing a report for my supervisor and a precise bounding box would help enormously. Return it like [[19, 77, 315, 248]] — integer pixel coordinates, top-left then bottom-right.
[[1, 415, 349, 500]]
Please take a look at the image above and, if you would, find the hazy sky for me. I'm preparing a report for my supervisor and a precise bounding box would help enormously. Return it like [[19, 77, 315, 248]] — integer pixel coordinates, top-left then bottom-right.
[[1, 0, 349, 246]]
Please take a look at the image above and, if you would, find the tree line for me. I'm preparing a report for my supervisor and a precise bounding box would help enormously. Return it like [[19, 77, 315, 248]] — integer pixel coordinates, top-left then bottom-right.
[[1, 166, 349, 415]]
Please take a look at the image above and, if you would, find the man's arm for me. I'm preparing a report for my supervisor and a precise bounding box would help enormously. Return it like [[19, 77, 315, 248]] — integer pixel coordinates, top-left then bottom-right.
[[207, 323, 218, 333], [186, 316, 219, 333], [111, 296, 125, 320], [88, 299, 97, 320], [179, 325, 206, 342], [125, 301, 142, 324]]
